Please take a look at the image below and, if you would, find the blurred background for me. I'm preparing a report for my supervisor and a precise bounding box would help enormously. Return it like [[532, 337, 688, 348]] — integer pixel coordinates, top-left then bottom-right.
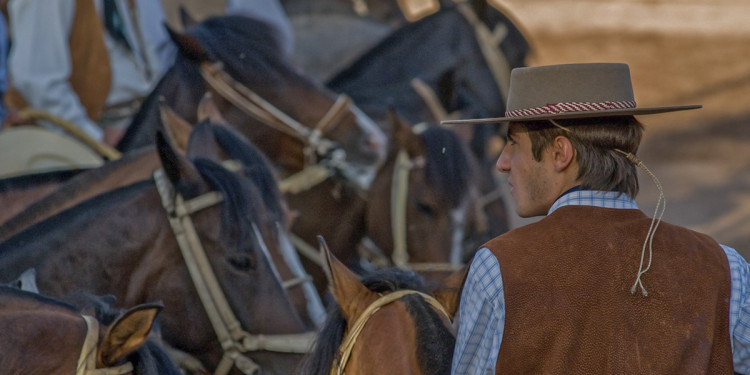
[[164, 0, 750, 258]]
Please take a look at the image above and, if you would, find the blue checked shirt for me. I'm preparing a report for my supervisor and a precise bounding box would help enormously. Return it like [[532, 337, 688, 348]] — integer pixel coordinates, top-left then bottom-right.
[[452, 190, 750, 374]]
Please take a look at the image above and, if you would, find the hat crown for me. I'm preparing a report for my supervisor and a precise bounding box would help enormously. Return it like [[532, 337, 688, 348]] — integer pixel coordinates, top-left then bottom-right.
[[507, 63, 635, 113]]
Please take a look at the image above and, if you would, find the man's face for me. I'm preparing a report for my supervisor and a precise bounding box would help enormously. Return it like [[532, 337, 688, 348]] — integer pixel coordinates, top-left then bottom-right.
[[496, 123, 557, 217]]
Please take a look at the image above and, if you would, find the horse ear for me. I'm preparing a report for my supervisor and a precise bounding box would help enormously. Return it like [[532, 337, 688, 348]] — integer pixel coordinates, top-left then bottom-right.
[[156, 129, 205, 194], [185, 120, 224, 162], [197, 92, 229, 125], [388, 109, 424, 158], [158, 98, 192, 153], [98, 303, 163, 366], [179, 5, 198, 29], [165, 23, 210, 62], [431, 265, 469, 321], [317, 236, 374, 321]]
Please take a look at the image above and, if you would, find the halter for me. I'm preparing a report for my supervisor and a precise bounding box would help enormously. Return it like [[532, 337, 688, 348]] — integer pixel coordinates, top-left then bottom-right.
[[153, 169, 316, 375], [200, 62, 358, 194], [330, 290, 451, 375], [76, 315, 134, 375], [360, 149, 465, 273]]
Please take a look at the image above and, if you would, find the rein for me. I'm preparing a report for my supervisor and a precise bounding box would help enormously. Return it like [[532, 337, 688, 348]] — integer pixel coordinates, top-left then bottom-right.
[[153, 169, 315, 375], [77, 315, 133, 375], [200, 62, 356, 193], [330, 290, 451, 375]]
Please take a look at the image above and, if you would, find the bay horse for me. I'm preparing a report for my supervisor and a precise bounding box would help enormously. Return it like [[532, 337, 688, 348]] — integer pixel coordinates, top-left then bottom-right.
[[118, 14, 387, 190], [363, 113, 479, 283], [0, 104, 327, 331], [0, 125, 314, 374], [0, 285, 181, 375], [298, 237, 464, 375]]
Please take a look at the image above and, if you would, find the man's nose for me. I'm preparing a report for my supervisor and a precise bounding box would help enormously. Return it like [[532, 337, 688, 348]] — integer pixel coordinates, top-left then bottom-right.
[[496, 148, 510, 173]]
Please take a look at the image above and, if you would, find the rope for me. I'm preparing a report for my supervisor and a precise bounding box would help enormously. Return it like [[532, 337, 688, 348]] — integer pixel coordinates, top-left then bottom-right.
[[615, 149, 665, 297], [18, 108, 122, 160], [330, 290, 451, 375]]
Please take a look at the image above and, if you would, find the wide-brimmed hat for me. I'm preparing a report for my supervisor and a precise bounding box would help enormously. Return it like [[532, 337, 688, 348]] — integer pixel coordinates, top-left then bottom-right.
[[441, 63, 700, 125]]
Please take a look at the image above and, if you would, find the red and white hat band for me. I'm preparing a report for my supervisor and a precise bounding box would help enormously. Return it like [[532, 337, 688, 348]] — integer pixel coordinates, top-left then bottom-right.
[[505, 100, 637, 118]]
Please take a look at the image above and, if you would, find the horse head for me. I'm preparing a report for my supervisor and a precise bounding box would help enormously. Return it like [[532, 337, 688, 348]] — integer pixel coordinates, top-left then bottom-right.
[[364, 112, 478, 283], [0, 286, 177, 375], [128, 14, 387, 190], [299, 237, 458, 375]]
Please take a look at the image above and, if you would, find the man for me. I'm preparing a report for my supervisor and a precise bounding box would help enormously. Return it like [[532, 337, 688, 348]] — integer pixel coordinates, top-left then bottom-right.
[[442, 63, 750, 374], [4, 0, 292, 147]]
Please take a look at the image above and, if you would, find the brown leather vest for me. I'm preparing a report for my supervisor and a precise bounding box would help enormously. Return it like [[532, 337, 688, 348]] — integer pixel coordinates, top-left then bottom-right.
[[485, 206, 733, 374], [5, 0, 111, 121]]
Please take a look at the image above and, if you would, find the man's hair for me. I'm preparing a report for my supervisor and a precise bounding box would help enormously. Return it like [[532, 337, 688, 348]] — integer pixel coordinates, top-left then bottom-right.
[[519, 116, 644, 197]]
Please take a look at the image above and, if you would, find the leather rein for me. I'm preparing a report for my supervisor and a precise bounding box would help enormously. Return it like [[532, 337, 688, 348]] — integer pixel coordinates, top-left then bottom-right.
[[153, 168, 316, 375], [330, 289, 451, 375]]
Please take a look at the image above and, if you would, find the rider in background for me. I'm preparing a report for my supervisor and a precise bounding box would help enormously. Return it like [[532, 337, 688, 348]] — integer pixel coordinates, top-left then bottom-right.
[[3, 0, 293, 147]]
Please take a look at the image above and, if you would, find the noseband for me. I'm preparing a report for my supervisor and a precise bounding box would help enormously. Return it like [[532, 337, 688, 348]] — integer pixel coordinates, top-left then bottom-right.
[[330, 289, 451, 375]]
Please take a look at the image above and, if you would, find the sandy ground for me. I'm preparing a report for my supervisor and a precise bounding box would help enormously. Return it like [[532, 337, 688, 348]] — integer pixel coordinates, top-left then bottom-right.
[[163, 0, 750, 259]]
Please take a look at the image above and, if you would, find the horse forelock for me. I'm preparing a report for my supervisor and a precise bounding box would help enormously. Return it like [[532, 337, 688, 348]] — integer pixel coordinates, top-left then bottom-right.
[[421, 126, 473, 207], [187, 15, 290, 83]]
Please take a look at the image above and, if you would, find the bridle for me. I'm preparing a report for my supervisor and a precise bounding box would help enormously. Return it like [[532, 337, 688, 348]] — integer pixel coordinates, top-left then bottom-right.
[[360, 147, 466, 273], [330, 289, 451, 375], [200, 62, 362, 194], [153, 168, 316, 375], [76, 315, 133, 375]]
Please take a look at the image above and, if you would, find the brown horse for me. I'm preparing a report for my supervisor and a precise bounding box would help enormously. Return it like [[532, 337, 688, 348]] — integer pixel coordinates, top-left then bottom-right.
[[119, 14, 387, 189], [0, 285, 180, 375], [298, 237, 464, 375], [363, 115, 479, 283], [0, 106, 327, 330], [0, 125, 313, 374]]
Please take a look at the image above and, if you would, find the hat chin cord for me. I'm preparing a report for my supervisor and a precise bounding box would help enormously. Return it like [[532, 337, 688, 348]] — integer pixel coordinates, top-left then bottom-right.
[[549, 119, 665, 297]]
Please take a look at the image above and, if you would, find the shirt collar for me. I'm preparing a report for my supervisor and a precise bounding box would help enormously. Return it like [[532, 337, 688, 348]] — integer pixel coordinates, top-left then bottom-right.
[[548, 189, 639, 215]]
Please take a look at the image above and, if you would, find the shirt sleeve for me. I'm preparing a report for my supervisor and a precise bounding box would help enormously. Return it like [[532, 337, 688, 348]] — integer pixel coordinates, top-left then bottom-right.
[[722, 245, 750, 374], [452, 247, 505, 375], [7, 0, 103, 141]]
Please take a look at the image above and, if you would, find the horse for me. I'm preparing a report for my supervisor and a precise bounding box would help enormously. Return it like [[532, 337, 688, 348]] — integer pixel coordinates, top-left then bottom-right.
[[0, 124, 314, 375], [117, 14, 387, 190], [0, 109, 327, 330], [0, 168, 86, 226], [362, 113, 479, 283], [298, 237, 464, 375], [0, 285, 181, 375]]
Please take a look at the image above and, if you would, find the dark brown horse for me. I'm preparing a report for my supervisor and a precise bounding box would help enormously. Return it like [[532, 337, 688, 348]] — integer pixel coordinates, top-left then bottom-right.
[[118, 14, 387, 189], [0, 285, 180, 375], [298, 238, 464, 375], [363, 115, 479, 283], [0, 125, 313, 374]]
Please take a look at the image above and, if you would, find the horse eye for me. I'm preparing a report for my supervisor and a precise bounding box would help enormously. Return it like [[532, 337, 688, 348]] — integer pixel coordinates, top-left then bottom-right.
[[415, 201, 435, 216], [228, 255, 255, 272]]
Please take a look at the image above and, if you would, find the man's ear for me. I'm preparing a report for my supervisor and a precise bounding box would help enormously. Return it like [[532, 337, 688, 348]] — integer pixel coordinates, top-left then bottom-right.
[[551, 135, 576, 172]]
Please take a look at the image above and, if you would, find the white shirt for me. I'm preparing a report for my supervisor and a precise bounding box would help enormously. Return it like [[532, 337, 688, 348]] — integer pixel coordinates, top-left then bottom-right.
[[7, 0, 175, 141]]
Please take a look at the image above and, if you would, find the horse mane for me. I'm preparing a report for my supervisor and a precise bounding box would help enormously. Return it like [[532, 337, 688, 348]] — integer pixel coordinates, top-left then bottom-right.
[[0, 147, 156, 241], [298, 268, 454, 374], [187, 15, 298, 87], [0, 169, 84, 192], [420, 125, 474, 208], [201, 123, 284, 222]]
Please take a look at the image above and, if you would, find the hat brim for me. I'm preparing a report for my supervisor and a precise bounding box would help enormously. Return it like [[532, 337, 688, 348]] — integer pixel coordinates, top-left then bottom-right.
[[441, 105, 702, 125]]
